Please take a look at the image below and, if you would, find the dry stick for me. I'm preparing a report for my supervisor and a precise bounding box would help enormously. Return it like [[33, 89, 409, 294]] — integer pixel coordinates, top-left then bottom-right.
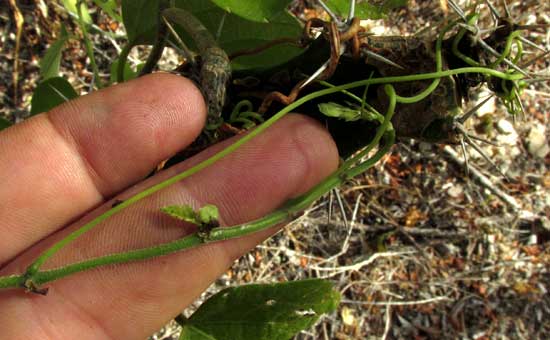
[[8, 0, 24, 106], [341, 296, 451, 306], [303, 217, 470, 238], [443, 146, 521, 211], [311, 251, 415, 276], [381, 297, 393, 340]]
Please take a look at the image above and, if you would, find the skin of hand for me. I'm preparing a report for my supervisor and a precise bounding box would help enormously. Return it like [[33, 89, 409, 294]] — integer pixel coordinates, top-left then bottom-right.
[[0, 74, 338, 339]]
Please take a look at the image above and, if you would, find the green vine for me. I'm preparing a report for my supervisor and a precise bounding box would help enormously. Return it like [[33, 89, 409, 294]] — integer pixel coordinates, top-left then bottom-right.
[[0, 18, 527, 291]]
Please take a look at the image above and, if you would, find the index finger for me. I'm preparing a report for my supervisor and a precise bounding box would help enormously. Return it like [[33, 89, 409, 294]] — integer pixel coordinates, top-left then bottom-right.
[[0, 74, 206, 265]]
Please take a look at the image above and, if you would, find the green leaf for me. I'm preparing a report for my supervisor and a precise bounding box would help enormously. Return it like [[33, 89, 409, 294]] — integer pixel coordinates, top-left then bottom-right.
[[0, 117, 12, 131], [179, 324, 217, 340], [197, 205, 219, 225], [161, 205, 200, 225], [172, 0, 303, 70], [40, 25, 69, 80], [121, 0, 161, 45], [325, 0, 407, 19], [93, 0, 123, 23], [186, 279, 340, 340], [319, 102, 384, 123], [60, 0, 92, 24], [319, 102, 362, 121], [30, 77, 79, 115], [209, 0, 293, 23], [121, 0, 303, 70]]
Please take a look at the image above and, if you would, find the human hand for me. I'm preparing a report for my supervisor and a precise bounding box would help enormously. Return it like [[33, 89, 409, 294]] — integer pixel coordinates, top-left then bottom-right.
[[0, 74, 338, 339]]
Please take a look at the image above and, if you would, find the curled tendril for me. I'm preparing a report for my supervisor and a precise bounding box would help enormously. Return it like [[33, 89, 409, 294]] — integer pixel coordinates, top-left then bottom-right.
[[229, 100, 264, 129], [490, 72, 527, 116], [450, 11, 527, 117], [490, 30, 523, 68]]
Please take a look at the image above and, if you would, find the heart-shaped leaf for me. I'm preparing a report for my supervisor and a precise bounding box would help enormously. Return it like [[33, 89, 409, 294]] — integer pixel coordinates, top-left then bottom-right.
[[172, 0, 303, 70], [121, 0, 161, 45], [121, 0, 303, 70], [183, 279, 340, 340], [30, 77, 79, 115], [209, 0, 293, 23], [40, 25, 69, 80]]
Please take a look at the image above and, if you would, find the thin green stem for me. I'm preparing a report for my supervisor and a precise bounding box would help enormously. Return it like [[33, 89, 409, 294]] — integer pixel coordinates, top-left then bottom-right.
[[339, 84, 396, 171], [512, 38, 523, 65], [91, 0, 123, 23], [490, 31, 522, 67], [0, 130, 394, 289], [346, 129, 395, 179], [317, 79, 362, 102], [0, 275, 22, 289], [394, 19, 454, 104], [18, 64, 523, 286], [0, 84, 393, 289]]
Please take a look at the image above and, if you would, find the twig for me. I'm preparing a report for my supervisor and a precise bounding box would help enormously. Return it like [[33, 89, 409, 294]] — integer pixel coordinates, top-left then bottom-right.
[[303, 217, 470, 238], [8, 0, 24, 106], [381, 298, 393, 340], [311, 251, 415, 277], [308, 194, 362, 268], [443, 146, 521, 211], [341, 296, 452, 306]]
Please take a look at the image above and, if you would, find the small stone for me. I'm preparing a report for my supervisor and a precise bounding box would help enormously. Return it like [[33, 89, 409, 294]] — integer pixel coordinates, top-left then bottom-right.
[[496, 119, 515, 134], [475, 91, 496, 116], [341, 307, 356, 327], [496, 119, 519, 146], [447, 183, 464, 198], [527, 124, 550, 159], [526, 14, 538, 25]]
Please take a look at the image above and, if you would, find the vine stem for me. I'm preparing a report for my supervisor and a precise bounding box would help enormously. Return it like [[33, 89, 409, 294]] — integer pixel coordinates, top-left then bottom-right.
[[0, 114, 395, 288], [8, 65, 523, 290], [2, 60, 520, 291], [7, 10, 525, 285]]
